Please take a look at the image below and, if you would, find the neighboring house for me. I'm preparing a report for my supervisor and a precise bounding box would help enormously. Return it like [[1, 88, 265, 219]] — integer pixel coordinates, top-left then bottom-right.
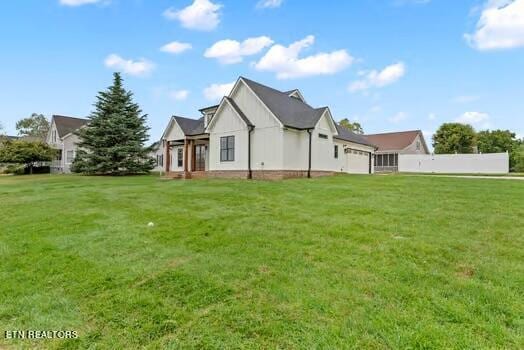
[[46, 115, 88, 173], [149, 141, 164, 172], [364, 130, 430, 172], [161, 76, 376, 179]]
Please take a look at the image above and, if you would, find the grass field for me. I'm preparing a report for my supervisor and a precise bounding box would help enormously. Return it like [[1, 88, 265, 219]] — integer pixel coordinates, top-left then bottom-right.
[[0, 174, 523, 349]]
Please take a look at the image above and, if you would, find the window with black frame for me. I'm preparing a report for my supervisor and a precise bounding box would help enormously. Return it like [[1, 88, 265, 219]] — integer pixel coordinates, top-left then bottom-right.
[[220, 136, 235, 161], [177, 148, 183, 167], [334, 145, 338, 158]]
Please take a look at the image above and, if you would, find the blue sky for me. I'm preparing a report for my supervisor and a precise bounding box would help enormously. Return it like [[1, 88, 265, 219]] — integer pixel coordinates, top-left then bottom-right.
[[1, 0, 523, 145]]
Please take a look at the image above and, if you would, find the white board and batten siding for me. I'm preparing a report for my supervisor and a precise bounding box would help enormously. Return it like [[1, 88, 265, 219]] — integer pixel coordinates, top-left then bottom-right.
[[399, 153, 509, 174], [207, 79, 376, 174], [208, 101, 250, 171], [214, 81, 284, 171]]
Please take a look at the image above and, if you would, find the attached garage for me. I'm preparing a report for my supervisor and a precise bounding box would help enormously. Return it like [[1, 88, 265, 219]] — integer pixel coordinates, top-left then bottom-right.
[[346, 148, 372, 174], [333, 125, 376, 174]]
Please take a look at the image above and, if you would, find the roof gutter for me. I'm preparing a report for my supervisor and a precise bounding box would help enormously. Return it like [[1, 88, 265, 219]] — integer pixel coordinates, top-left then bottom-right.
[[307, 129, 313, 178], [248, 125, 255, 179]]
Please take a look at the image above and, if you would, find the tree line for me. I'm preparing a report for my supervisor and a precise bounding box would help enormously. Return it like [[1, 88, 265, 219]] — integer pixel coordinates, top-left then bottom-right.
[[433, 123, 523, 172]]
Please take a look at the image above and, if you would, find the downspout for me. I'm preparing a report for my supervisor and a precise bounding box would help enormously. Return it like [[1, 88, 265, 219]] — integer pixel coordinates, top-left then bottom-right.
[[307, 129, 313, 178], [248, 125, 254, 179]]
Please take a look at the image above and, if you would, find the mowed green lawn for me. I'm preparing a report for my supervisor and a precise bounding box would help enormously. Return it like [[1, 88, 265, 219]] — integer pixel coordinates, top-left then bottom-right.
[[0, 174, 522, 349]]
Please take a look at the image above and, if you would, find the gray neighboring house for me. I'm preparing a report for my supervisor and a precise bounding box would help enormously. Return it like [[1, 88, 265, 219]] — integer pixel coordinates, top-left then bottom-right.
[[149, 141, 164, 172], [364, 130, 430, 172], [46, 115, 88, 173]]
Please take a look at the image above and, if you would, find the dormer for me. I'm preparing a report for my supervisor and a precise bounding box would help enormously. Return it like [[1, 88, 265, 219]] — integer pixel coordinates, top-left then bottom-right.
[[284, 89, 307, 104], [199, 104, 219, 128]]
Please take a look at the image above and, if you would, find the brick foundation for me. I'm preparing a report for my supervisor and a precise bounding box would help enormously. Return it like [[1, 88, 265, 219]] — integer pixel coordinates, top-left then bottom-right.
[[207, 170, 334, 180], [165, 170, 335, 180]]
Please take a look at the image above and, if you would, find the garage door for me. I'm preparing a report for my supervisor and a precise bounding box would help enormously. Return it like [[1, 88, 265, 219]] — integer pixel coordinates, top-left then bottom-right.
[[346, 149, 370, 174]]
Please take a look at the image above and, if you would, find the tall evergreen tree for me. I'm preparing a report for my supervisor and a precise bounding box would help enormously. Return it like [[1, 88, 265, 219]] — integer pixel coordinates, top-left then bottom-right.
[[73, 72, 155, 175]]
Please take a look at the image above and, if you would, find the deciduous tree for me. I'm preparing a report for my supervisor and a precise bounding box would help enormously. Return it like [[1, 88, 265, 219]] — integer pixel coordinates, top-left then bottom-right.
[[339, 118, 364, 134], [16, 113, 50, 140], [433, 123, 477, 154], [477, 129, 520, 170], [0, 140, 55, 174]]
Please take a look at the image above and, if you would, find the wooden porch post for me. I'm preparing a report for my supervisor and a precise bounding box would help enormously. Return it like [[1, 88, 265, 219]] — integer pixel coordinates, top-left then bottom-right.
[[165, 140, 170, 173], [183, 139, 189, 178]]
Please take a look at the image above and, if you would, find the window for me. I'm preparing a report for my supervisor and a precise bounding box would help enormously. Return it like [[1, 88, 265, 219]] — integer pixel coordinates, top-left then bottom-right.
[[66, 150, 74, 164], [334, 145, 338, 159], [52, 130, 57, 143], [156, 154, 163, 167], [220, 136, 235, 162], [318, 133, 328, 139], [177, 148, 183, 168], [416, 141, 421, 151]]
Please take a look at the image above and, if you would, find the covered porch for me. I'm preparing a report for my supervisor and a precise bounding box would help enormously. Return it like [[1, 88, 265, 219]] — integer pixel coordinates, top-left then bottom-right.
[[164, 135, 209, 179]]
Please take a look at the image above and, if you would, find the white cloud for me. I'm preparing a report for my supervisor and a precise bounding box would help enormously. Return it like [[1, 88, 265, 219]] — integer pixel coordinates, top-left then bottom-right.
[[456, 111, 491, 129], [257, 0, 283, 8], [454, 95, 480, 103], [349, 62, 406, 93], [465, 0, 524, 50], [104, 54, 155, 77], [59, 0, 104, 6], [388, 112, 408, 123], [428, 112, 437, 120], [160, 41, 192, 54], [169, 90, 190, 101], [254, 35, 354, 79], [203, 81, 235, 101], [204, 36, 274, 64], [163, 0, 222, 31]]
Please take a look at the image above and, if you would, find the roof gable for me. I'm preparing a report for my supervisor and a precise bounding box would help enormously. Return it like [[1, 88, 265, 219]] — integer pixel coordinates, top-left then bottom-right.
[[315, 108, 338, 134], [284, 89, 307, 103], [205, 96, 253, 132], [161, 116, 204, 140], [239, 77, 324, 130], [52, 115, 88, 138], [364, 130, 426, 152]]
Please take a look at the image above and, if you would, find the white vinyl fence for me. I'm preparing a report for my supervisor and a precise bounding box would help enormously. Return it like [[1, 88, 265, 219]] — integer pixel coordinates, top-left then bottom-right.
[[398, 152, 509, 174]]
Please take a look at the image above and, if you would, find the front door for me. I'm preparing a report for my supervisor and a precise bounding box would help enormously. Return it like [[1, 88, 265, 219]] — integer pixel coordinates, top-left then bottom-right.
[[193, 144, 206, 171]]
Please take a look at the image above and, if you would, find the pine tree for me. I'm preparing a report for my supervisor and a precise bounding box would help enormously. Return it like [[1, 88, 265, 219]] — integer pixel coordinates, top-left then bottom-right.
[[72, 72, 155, 175]]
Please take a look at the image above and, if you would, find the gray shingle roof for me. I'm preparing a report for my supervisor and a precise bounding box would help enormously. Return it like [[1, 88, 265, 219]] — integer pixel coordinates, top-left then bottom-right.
[[241, 77, 323, 130], [334, 124, 376, 147], [198, 104, 219, 113], [364, 130, 428, 153], [173, 116, 205, 136], [53, 115, 88, 138]]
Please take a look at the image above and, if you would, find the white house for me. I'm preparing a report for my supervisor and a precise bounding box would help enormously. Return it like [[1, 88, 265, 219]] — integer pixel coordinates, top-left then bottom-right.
[[161, 77, 376, 179], [46, 115, 88, 173]]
